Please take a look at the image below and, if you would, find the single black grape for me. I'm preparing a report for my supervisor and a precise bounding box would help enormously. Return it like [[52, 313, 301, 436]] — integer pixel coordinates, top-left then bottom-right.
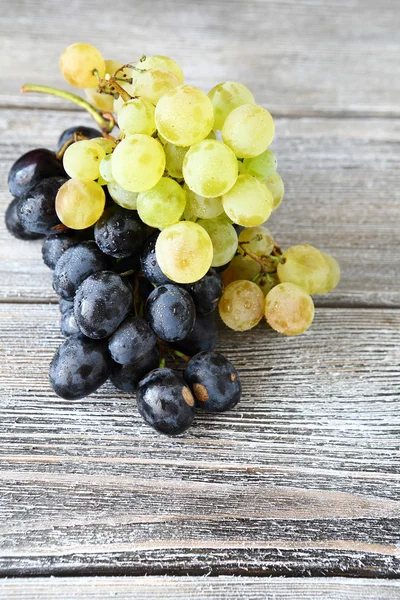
[[184, 351, 242, 412], [57, 125, 102, 152], [60, 307, 81, 337], [110, 345, 160, 392], [4, 198, 43, 241], [171, 313, 217, 356], [94, 204, 148, 258], [42, 232, 79, 269], [108, 316, 157, 364], [49, 334, 111, 400], [53, 241, 112, 300], [140, 232, 172, 285], [8, 148, 65, 198], [184, 269, 223, 315], [59, 298, 74, 314], [146, 284, 195, 342], [74, 271, 133, 339], [17, 176, 67, 235], [136, 368, 195, 435]]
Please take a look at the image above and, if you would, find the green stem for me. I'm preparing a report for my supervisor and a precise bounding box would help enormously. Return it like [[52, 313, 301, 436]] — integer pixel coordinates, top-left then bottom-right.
[[173, 350, 191, 363], [159, 357, 166, 369], [21, 84, 115, 133]]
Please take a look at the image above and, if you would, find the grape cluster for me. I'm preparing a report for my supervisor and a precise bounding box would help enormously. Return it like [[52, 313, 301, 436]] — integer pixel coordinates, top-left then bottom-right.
[[5, 43, 341, 435]]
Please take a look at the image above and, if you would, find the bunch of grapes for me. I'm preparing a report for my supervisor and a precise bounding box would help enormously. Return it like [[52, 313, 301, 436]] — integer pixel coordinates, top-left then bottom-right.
[[5, 43, 340, 436]]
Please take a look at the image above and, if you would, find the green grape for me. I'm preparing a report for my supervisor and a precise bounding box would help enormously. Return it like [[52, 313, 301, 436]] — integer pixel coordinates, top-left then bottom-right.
[[133, 69, 180, 105], [60, 43, 105, 88], [197, 216, 238, 267], [222, 254, 261, 287], [137, 177, 186, 229], [265, 282, 314, 336], [208, 81, 255, 131], [184, 184, 223, 219], [84, 59, 123, 111], [182, 203, 198, 222], [99, 155, 114, 183], [91, 137, 116, 154], [265, 172, 284, 210], [222, 104, 275, 158], [135, 55, 184, 84], [107, 182, 138, 210], [164, 143, 188, 179], [117, 97, 156, 136], [63, 140, 106, 182], [156, 221, 213, 283], [182, 140, 238, 198], [219, 280, 264, 331], [314, 253, 341, 294], [243, 149, 277, 180], [222, 174, 273, 226], [258, 272, 280, 297], [155, 85, 214, 146], [277, 245, 330, 295], [111, 134, 166, 192], [56, 179, 105, 229], [238, 226, 274, 260]]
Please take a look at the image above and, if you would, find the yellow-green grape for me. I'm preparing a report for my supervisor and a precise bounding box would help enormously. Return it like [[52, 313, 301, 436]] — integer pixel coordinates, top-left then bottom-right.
[[157, 132, 168, 145], [155, 85, 214, 147], [136, 55, 184, 84], [156, 221, 213, 283], [91, 137, 116, 154], [238, 226, 274, 260], [56, 179, 105, 229], [265, 172, 284, 210], [219, 280, 264, 331], [243, 149, 277, 180], [63, 140, 106, 182], [137, 177, 186, 229], [117, 97, 156, 136], [99, 155, 114, 183], [60, 43, 105, 88], [111, 135, 165, 192], [222, 174, 273, 226], [258, 272, 280, 297], [183, 140, 238, 198], [222, 254, 261, 287], [133, 69, 180, 105], [277, 244, 330, 295], [265, 282, 314, 336], [197, 216, 238, 267], [107, 182, 138, 210], [314, 253, 341, 294], [84, 59, 123, 111], [164, 143, 188, 179], [222, 104, 275, 158], [208, 81, 255, 131], [184, 184, 223, 219]]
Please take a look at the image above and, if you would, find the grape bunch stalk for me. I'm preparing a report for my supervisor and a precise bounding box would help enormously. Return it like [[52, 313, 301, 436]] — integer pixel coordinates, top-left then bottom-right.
[[5, 43, 340, 436]]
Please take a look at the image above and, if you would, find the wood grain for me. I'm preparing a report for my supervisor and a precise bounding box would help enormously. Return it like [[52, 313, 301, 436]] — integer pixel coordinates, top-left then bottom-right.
[[1, 577, 400, 600], [0, 304, 399, 576]]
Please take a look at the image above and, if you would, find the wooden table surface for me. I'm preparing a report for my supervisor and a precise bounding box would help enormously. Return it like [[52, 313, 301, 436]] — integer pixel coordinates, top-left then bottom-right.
[[0, 0, 399, 598]]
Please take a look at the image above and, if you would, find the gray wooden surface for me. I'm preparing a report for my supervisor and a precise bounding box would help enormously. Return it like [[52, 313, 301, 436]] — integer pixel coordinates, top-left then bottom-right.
[[0, 0, 399, 595]]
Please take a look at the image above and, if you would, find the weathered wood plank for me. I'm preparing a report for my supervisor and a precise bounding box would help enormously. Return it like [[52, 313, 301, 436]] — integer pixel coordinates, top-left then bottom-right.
[[1, 109, 400, 306], [1, 577, 400, 600], [1, 0, 400, 116], [0, 304, 399, 576]]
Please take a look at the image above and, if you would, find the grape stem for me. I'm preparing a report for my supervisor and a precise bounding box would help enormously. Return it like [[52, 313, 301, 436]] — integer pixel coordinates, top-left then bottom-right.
[[173, 350, 191, 363], [159, 357, 166, 369], [20, 84, 116, 133]]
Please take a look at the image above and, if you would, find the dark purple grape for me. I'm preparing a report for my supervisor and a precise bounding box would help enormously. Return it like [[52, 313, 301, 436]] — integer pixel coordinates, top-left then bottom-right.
[[42, 232, 79, 269], [108, 316, 157, 364], [171, 313, 217, 356], [60, 307, 81, 337], [94, 204, 148, 258], [57, 125, 102, 152], [17, 176, 67, 235], [59, 298, 74, 314], [184, 269, 223, 315], [140, 232, 172, 285], [184, 351, 241, 412], [110, 345, 160, 392], [8, 148, 65, 198], [136, 368, 195, 435], [146, 284, 195, 342], [5, 198, 43, 241]]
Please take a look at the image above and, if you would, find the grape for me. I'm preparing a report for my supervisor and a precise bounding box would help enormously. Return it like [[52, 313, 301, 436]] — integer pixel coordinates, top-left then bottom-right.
[[146, 284, 195, 342], [155, 85, 214, 146], [238, 226, 274, 260], [57, 126, 102, 152], [265, 282, 314, 335], [91, 137, 116, 155], [56, 179, 106, 229], [110, 345, 160, 392], [222, 104, 275, 158], [17, 176, 67, 235], [222, 254, 261, 287], [113, 78, 137, 113], [314, 253, 341, 294], [164, 143, 188, 179], [184, 351, 241, 412], [59, 298, 73, 315], [99, 155, 114, 183], [117, 97, 156, 136], [60, 307, 80, 337], [222, 174, 273, 226], [136, 368, 195, 436], [182, 140, 238, 198], [171, 313, 217, 356], [140, 232, 172, 285], [137, 177, 186, 229], [258, 272, 280, 297], [155, 221, 213, 284], [5, 198, 42, 241], [63, 140, 106, 182], [107, 182, 138, 210], [277, 244, 330, 295], [84, 59, 123, 111], [207, 81, 255, 131], [59, 43, 106, 88], [133, 69, 180, 105], [74, 271, 133, 339], [265, 172, 284, 210], [49, 335, 111, 400], [197, 216, 238, 267], [136, 55, 184, 84], [94, 205, 148, 258], [8, 149, 65, 198], [42, 232, 79, 269], [243, 149, 277, 180], [108, 316, 157, 365], [219, 280, 265, 331], [111, 135, 165, 192], [184, 184, 224, 219], [183, 269, 223, 315]]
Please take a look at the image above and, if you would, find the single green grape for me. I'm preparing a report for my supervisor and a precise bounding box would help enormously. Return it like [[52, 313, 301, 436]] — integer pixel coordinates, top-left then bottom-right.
[[265, 172, 284, 210], [63, 140, 106, 182], [135, 55, 184, 84], [137, 177, 186, 229], [222, 104, 275, 158], [314, 253, 341, 294], [133, 68, 181, 105], [107, 182, 138, 210], [238, 226, 274, 260], [265, 282, 314, 335], [164, 143, 188, 179], [219, 280, 265, 331], [183, 139, 238, 198], [277, 245, 330, 295], [222, 174, 273, 226], [99, 155, 114, 183], [60, 43, 105, 88], [197, 215, 238, 267], [222, 254, 261, 287], [91, 137, 116, 154], [111, 134, 166, 192], [208, 81, 255, 131], [243, 149, 277, 180], [56, 179, 105, 229], [117, 97, 156, 136], [184, 184, 224, 219]]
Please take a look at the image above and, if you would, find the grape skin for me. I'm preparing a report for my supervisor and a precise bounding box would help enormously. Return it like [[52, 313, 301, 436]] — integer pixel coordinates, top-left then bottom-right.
[[222, 174, 273, 226], [238, 225, 274, 260], [133, 69, 181, 105], [59, 43, 105, 88], [182, 140, 238, 198], [63, 140, 106, 182], [243, 149, 277, 180], [208, 81, 255, 131], [117, 97, 156, 136], [314, 253, 341, 294], [99, 155, 114, 183], [197, 216, 238, 267], [265, 172, 284, 210], [107, 182, 138, 210], [137, 177, 187, 229], [184, 185, 224, 219], [56, 179, 106, 229], [265, 282, 314, 336], [164, 143, 188, 179], [219, 280, 265, 331], [277, 244, 330, 295], [222, 254, 261, 287], [222, 104, 275, 158], [111, 135, 166, 192], [136, 55, 184, 84]]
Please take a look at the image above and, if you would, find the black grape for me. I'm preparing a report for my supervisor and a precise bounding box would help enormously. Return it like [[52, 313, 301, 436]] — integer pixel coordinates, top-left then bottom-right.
[[59, 298, 74, 314], [108, 316, 157, 364], [17, 176, 67, 235], [110, 345, 160, 392], [146, 284, 195, 342], [5, 198, 43, 241], [94, 204, 148, 258], [171, 313, 217, 356], [140, 232, 172, 285], [184, 269, 223, 315], [60, 307, 81, 337], [8, 148, 65, 198]]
